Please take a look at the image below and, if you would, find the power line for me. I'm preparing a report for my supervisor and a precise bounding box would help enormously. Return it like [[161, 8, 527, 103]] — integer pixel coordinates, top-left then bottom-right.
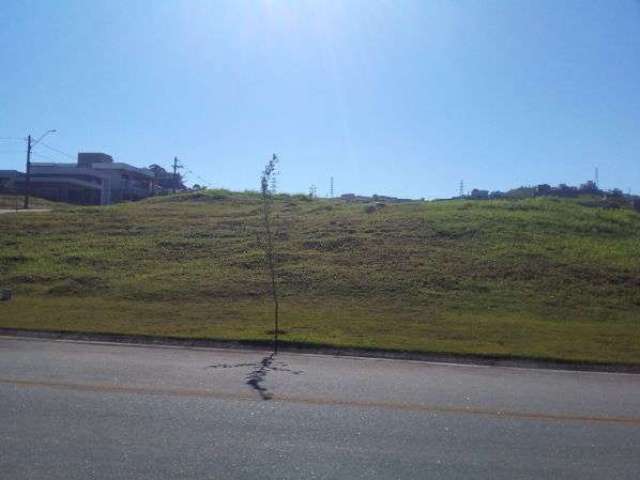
[[179, 161, 214, 187], [31, 149, 71, 162], [31, 151, 61, 162], [36, 141, 75, 160], [184, 167, 213, 187]]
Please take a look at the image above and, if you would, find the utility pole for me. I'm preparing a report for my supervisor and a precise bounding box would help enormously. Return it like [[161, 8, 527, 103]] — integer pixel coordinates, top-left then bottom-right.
[[23, 129, 56, 209], [23, 135, 32, 209], [330, 176, 334, 198], [172, 156, 183, 194]]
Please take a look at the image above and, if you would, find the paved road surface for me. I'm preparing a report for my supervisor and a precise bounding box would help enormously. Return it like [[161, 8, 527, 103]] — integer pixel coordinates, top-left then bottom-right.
[[1, 337, 639, 479]]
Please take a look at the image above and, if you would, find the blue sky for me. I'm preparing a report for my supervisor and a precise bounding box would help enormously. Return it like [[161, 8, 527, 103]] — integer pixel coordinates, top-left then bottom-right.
[[1, 0, 639, 198]]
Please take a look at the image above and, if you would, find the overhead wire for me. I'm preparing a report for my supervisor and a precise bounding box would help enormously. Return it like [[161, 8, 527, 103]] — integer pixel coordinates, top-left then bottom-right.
[[0, 139, 24, 146], [184, 167, 213, 187], [6, 140, 216, 188], [36, 141, 75, 160], [30, 151, 61, 162]]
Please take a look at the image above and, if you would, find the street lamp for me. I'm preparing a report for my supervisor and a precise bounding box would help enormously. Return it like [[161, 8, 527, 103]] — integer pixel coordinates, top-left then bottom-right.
[[24, 129, 56, 209]]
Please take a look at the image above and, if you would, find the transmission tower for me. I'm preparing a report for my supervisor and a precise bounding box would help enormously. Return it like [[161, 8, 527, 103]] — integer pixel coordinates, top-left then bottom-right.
[[330, 177, 334, 198], [459, 180, 464, 198]]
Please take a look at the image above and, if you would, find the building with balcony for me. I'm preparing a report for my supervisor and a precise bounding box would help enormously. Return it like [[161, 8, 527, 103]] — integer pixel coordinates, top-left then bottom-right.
[[0, 152, 154, 205]]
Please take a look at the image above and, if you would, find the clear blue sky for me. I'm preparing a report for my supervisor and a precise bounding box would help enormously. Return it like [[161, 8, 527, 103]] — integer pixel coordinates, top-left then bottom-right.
[[1, 0, 639, 198]]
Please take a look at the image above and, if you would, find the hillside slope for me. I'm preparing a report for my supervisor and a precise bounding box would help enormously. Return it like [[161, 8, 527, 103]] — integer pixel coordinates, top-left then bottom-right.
[[0, 194, 71, 210], [1, 192, 639, 363]]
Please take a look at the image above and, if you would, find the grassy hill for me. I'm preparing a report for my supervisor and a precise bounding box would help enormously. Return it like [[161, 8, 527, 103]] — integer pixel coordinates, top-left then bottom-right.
[[0, 194, 71, 210], [1, 190, 639, 363]]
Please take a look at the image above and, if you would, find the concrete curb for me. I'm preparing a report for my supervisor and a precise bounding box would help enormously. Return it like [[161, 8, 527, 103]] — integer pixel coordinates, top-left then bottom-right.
[[1, 327, 639, 374]]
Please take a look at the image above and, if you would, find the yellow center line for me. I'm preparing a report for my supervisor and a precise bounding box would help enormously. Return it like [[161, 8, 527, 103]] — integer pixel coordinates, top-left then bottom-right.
[[2, 377, 639, 426]]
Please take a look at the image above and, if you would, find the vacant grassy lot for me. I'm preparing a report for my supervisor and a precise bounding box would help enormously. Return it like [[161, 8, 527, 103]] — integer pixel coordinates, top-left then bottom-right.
[[0, 194, 71, 210], [1, 191, 639, 363]]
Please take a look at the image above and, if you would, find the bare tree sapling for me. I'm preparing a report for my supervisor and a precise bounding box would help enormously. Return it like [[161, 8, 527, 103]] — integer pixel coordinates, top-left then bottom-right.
[[260, 154, 280, 353]]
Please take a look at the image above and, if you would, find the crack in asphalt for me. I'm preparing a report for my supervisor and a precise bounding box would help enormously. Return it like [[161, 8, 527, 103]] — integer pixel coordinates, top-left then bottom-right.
[[246, 354, 275, 400], [208, 354, 303, 400]]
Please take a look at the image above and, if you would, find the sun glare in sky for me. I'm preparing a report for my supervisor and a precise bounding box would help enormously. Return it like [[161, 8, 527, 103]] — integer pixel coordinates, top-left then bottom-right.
[[2, 0, 639, 197]]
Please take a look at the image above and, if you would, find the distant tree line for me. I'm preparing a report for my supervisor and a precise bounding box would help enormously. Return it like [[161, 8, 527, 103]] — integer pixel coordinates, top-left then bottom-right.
[[464, 181, 640, 212]]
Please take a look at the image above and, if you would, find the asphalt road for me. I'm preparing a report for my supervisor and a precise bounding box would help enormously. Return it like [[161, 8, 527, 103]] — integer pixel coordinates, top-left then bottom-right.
[[1, 337, 639, 479]]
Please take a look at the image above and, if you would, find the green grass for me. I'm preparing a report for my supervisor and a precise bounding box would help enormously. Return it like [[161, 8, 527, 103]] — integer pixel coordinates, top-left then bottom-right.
[[1, 191, 639, 364], [0, 194, 71, 210]]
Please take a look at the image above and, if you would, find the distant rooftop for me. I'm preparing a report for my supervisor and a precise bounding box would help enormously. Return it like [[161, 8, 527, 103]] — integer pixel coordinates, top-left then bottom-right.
[[78, 152, 113, 167]]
